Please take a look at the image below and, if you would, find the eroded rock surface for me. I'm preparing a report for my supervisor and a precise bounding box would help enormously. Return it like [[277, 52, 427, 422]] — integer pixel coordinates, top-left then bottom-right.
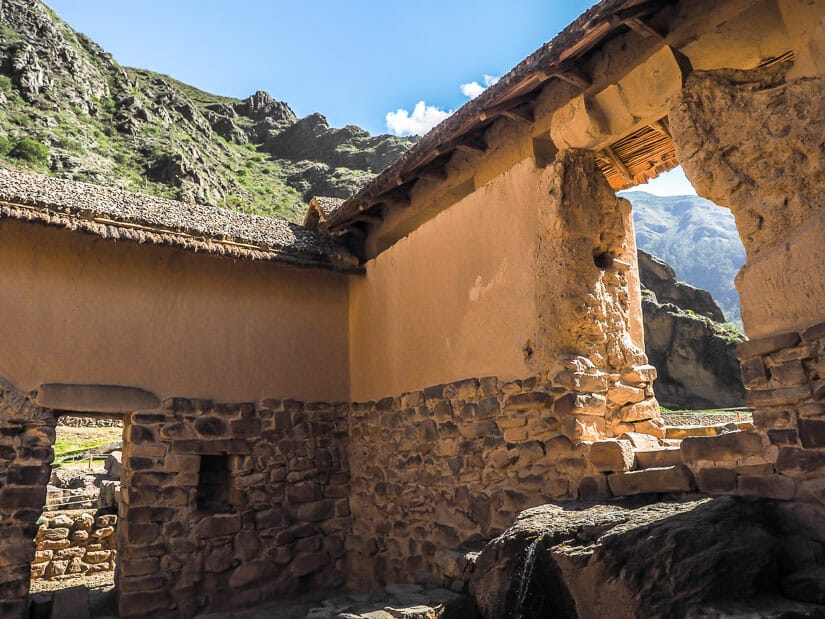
[[638, 250, 745, 409], [469, 497, 825, 619]]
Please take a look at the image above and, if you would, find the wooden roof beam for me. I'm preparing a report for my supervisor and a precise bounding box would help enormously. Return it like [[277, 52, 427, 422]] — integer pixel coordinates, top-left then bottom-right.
[[454, 133, 488, 154], [417, 166, 448, 182], [502, 106, 535, 123], [553, 68, 591, 90], [601, 145, 633, 182], [623, 17, 666, 41]]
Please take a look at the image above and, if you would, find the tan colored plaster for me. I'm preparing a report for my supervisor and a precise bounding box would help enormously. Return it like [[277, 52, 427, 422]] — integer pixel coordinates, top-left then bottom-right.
[[349, 158, 541, 401], [0, 219, 350, 402]]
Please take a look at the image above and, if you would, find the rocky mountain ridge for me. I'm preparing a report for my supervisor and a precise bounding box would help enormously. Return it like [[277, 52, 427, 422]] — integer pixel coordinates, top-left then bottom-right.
[[0, 0, 413, 221], [624, 190, 746, 328], [638, 249, 745, 409]]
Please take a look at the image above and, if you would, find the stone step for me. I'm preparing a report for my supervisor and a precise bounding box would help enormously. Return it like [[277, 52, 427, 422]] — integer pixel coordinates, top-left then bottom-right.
[[665, 421, 752, 439], [634, 446, 683, 469], [607, 465, 695, 496]]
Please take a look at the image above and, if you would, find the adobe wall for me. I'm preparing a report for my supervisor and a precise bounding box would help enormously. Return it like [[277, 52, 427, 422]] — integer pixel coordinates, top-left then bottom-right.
[[348, 156, 540, 402], [117, 397, 349, 618], [0, 219, 350, 403]]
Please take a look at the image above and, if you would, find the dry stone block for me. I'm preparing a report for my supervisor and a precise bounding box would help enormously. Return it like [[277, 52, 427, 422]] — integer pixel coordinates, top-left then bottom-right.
[[555, 393, 607, 417], [747, 385, 812, 407], [802, 320, 825, 342], [635, 447, 683, 469], [619, 432, 661, 450], [696, 468, 738, 494], [770, 360, 808, 386], [588, 439, 635, 472], [503, 392, 551, 412], [560, 414, 605, 442], [578, 475, 610, 500], [621, 365, 657, 384], [738, 475, 796, 500], [777, 448, 825, 477], [607, 465, 694, 496], [620, 398, 659, 422], [741, 356, 770, 389], [632, 417, 667, 438], [681, 431, 764, 463], [553, 370, 608, 393], [607, 383, 646, 406], [737, 332, 800, 360], [799, 419, 825, 449]]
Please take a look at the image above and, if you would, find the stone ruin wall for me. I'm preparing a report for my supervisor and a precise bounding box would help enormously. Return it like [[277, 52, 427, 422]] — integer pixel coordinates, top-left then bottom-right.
[[346, 369, 659, 592], [0, 382, 56, 619], [117, 398, 350, 618], [31, 510, 117, 581]]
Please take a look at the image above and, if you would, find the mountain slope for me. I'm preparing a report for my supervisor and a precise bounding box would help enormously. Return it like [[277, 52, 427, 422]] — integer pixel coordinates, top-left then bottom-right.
[[623, 190, 746, 327], [0, 0, 413, 222]]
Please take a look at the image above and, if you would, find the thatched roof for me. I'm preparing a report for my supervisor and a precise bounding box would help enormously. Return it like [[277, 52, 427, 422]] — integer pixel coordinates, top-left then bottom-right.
[[303, 196, 345, 230], [323, 0, 678, 239], [0, 165, 361, 272]]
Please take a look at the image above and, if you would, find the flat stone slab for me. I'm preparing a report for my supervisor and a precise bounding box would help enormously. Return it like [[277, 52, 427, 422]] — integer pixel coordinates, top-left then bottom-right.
[[608, 465, 695, 496]]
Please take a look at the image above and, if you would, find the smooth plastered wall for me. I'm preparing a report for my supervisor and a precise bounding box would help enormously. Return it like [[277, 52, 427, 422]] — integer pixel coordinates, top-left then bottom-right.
[[349, 158, 540, 401], [0, 219, 350, 402]]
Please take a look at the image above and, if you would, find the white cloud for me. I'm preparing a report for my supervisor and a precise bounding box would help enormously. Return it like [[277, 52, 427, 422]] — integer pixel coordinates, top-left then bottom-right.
[[386, 101, 451, 136], [460, 81, 485, 99], [460, 74, 501, 100]]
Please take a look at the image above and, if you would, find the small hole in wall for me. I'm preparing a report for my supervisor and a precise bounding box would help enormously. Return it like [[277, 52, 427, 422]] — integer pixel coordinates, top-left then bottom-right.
[[523, 341, 534, 362], [593, 252, 615, 270], [197, 454, 233, 513]]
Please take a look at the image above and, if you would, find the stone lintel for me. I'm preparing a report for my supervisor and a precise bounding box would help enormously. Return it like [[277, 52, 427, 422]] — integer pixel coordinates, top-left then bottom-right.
[[736, 331, 801, 361], [36, 383, 160, 414]]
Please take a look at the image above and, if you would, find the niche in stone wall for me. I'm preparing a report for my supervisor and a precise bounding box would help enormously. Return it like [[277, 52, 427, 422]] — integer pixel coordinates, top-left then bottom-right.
[[197, 454, 233, 513]]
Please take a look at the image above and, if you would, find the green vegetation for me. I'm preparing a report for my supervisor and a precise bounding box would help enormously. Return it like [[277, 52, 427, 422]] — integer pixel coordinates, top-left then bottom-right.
[[52, 426, 122, 468], [9, 137, 50, 165]]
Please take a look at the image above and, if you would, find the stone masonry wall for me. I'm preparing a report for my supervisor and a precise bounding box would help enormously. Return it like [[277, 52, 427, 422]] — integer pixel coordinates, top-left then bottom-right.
[[117, 398, 350, 618], [0, 380, 55, 619], [31, 510, 117, 581], [347, 368, 659, 591]]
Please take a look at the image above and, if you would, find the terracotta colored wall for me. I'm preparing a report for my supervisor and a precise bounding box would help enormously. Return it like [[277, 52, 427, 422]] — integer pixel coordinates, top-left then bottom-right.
[[0, 219, 350, 402], [348, 158, 541, 402]]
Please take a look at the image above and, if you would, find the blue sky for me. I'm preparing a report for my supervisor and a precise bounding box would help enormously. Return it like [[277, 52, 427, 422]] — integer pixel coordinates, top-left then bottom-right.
[[46, 0, 696, 195]]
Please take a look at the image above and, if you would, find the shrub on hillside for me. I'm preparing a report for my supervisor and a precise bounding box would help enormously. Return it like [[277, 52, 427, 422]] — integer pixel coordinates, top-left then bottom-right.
[[9, 137, 50, 165]]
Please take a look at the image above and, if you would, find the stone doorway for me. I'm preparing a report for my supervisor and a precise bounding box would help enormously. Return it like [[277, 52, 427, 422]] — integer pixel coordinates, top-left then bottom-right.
[[618, 166, 749, 418], [28, 413, 123, 618]]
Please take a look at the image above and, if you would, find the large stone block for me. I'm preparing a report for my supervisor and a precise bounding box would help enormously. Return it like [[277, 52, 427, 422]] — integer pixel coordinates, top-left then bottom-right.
[[799, 419, 825, 449], [696, 468, 738, 494], [555, 393, 607, 417], [738, 474, 796, 500], [620, 398, 659, 422], [588, 439, 635, 473], [681, 432, 764, 463], [746, 385, 812, 408], [607, 465, 695, 496], [737, 332, 801, 360]]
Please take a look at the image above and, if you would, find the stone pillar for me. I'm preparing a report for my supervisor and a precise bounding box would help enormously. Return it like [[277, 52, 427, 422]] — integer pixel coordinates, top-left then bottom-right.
[[532, 149, 661, 442], [0, 380, 56, 619], [670, 64, 825, 500]]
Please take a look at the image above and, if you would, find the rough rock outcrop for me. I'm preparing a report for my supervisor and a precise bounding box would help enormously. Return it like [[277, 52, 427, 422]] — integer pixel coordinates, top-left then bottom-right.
[[0, 0, 413, 220], [470, 497, 825, 619], [639, 250, 745, 409]]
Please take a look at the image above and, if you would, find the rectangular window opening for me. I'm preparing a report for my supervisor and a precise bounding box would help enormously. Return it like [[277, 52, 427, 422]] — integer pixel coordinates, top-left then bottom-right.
[[197, 454, 232, 513]]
